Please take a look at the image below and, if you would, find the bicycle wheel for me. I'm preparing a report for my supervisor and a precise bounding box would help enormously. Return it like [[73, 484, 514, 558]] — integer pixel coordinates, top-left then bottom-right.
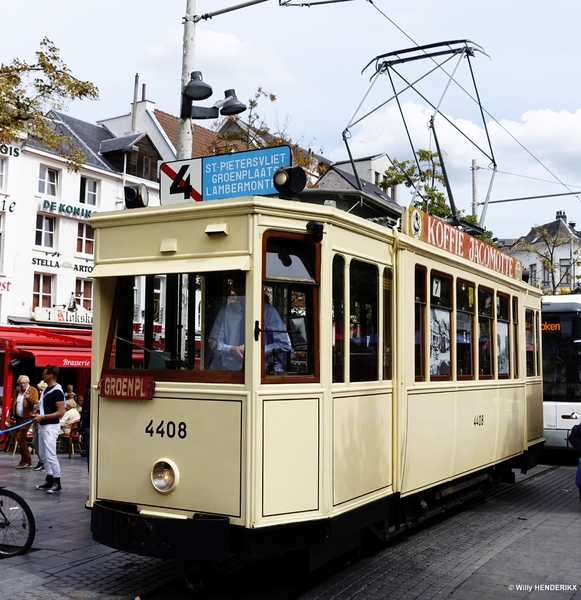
[[0, 488, 36, 557]]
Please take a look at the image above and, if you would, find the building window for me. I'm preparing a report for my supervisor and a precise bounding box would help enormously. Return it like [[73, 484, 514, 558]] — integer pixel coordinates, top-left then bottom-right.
[[138, 155, 151, 180], [77, 223, 94, 255], [35, 214, 55, 248], [80, 177, 98, 205], [33, 273, 53, 310], [75, 279, 93, 311], [529, 264, 537, 286], [560, 258, 571, 285], [0, 158, 5, 190], [38, 166, 57, 196]]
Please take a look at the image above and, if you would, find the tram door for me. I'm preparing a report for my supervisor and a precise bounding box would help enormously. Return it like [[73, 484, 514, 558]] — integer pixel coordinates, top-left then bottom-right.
[[259, 232, 320, 517]]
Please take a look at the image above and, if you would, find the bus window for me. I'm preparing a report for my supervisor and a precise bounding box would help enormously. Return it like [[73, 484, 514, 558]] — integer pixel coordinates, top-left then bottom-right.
[[478, 287, 494, 378], [456, 280, 474, 379], [497, 293, 510, 378], [333, 255, 345, 383], [263, 233, 319, 380], [415, 266, 427, 381], [542, 311, 581, 400], [430, 271, 452, 379], [350, 260, 378, 382], [383, 268, 393, 381]]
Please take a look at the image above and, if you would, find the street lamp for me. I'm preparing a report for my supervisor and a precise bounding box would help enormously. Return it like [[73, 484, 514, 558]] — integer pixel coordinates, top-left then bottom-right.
[[180, 71, 246, 120]]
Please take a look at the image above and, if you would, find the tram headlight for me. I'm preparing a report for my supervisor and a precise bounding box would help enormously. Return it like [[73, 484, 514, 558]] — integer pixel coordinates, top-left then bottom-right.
[[151, 458, 179, 493]]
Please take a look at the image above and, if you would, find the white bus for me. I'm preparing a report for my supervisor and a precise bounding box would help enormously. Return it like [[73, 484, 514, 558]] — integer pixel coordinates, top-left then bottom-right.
[[541, 295, 581, 449]]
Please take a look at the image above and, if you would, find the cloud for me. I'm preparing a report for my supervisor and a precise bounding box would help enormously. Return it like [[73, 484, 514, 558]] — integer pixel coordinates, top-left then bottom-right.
[[325, 101, 581, 238]]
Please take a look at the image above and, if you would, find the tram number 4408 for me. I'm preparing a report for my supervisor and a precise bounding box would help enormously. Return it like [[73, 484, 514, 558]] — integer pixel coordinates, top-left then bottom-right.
[[145, 420, 188, 439], [473, 415, 484, 427]]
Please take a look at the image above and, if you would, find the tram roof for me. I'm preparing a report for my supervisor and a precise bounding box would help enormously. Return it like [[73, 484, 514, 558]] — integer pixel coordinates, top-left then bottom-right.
[[296, 188, 402, 227]]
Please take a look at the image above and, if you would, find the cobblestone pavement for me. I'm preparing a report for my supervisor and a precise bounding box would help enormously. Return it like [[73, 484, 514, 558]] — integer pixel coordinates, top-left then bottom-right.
[[1, 447, 581, 599], [0, 446, 183, 600], [298, 466, 581, 600]]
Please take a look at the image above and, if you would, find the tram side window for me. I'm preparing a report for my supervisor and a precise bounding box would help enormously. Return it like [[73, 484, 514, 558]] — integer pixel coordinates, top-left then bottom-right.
[[512, 298, 519, 379], [478, 287, 494, 378], [430, 271, 452, 379], [497, 293, 510, 378], [415, 267, 426, 381], [332, 255, 345, 383], [525, 309, 535, 376], [456, 280, 474, 379], [350, 260, 378, 382], [263, 234, 318, 379], [383, 268, 393, 380]]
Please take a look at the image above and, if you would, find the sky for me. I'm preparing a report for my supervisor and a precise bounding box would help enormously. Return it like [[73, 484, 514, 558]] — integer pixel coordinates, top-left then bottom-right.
[[3, 0, 581, 239]]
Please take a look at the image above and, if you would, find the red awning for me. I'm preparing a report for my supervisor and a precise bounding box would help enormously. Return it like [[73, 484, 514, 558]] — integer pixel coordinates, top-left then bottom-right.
[[18, 346, 91, 368]]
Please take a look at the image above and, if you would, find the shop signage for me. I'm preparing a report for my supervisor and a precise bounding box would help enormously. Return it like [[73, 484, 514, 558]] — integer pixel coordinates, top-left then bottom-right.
[[34, 306, 93, 325], [99, 374, 155, 400], [0, 279, 12, 292], [41, 199, 92, 219], [0, 145, 20, 157], [31, 258, 93, 272]]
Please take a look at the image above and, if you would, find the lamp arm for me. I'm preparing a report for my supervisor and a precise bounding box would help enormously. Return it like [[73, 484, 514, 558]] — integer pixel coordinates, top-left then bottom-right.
[[192, 0, 269, 22]]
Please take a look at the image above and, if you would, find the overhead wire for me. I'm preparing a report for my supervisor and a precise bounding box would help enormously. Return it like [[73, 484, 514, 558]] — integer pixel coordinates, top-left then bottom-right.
[[365, 0, 581, 203]]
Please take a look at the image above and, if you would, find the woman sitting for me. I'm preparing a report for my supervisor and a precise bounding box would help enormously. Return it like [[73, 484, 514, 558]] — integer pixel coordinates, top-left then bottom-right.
[[60, 396, 80, 434]]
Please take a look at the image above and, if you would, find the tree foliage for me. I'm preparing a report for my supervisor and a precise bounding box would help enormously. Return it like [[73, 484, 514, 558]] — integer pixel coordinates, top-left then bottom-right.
[[379, 149, 451, 217], [511, 226, 578, 294], [208, 87, 319, 176], [379, 149, 495, 244], [0, 38, 99, 170]]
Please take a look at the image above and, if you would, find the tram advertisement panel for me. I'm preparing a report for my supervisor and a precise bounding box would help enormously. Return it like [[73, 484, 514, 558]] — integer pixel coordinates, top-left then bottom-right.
[[408, 207, 522, 280]]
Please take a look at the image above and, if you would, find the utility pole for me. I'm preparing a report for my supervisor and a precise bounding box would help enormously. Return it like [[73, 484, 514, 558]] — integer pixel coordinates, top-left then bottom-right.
[[176, 0, 196, 161], [471, 159, 479, 219]]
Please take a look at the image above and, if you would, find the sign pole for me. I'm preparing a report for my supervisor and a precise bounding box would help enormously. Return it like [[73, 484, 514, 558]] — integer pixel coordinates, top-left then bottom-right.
[[177, 0, 196, 161]]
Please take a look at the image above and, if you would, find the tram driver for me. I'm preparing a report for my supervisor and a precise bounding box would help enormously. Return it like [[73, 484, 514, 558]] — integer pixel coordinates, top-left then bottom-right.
[[208, 274, 292, 372]]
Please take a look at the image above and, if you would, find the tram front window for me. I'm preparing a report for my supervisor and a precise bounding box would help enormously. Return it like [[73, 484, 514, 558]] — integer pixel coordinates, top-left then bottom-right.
[[105, 260, 318, 382], [107, 271, 251, 382]]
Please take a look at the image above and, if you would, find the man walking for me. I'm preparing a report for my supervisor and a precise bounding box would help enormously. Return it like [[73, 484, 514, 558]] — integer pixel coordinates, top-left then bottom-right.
[[33, 365, 65, 494], [5, 375, 38, 468]]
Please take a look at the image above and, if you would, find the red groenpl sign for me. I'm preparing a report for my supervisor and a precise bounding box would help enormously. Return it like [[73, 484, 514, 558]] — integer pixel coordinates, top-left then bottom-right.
[[409, 208, 521, 280], [99, 374, 155, 400]]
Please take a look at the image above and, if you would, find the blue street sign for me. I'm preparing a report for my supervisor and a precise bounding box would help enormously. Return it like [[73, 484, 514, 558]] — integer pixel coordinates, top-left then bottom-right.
[[202, 146, 292, 200]]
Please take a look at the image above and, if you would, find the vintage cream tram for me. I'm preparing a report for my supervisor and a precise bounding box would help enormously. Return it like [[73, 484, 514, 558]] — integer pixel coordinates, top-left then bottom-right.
[[88, 173, 543, 569]]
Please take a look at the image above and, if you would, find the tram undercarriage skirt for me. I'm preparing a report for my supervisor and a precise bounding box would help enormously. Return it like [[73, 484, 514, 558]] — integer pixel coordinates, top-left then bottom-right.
[[91, 501, 230, 560]]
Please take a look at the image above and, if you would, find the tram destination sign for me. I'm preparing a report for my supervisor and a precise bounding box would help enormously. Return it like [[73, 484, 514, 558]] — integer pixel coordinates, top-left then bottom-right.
[[408, 207, 522, 280], [160, 146, 292, 205], [100, 374, 155, 400]]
